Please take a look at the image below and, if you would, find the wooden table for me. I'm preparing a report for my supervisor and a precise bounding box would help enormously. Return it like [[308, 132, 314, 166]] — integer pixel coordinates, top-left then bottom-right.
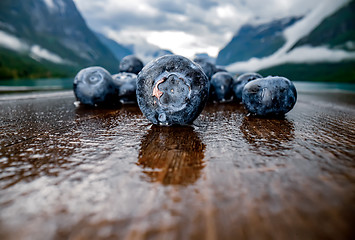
[[0, 90, 354, 240]]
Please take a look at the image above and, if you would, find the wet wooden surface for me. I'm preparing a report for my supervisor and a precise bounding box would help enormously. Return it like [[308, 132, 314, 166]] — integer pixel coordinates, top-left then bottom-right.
[[0, 90, 354, 240]]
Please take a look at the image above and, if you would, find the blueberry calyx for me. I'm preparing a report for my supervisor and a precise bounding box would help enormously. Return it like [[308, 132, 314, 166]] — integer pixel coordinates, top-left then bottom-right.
[[152, 77, 166, 101], [152, 73, 191, 112], [87, 71, 103, 84], [137, 55, 209, 125]]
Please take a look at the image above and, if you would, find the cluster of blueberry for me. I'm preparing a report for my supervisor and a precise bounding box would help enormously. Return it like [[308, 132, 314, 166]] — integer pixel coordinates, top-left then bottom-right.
[[73, 54, 297, 126], [210, 71, 297, 117], [73, 55, 143, 106]]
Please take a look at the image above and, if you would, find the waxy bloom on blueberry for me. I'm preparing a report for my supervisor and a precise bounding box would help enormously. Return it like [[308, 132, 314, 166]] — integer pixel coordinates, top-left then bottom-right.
[[233, 72, 262, 102], [194, 58, 217, 80], [242, 76, 297, 116], [112, 72, 138, 103], [119, 55, 144, 75], [136, 55, 210, 125], [73, 66, 117, 107], [210, 72, 234, 102]]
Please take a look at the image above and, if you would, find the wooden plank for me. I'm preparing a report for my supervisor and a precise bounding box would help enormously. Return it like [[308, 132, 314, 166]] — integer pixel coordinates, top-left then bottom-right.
[[0, 90, 354, 240]]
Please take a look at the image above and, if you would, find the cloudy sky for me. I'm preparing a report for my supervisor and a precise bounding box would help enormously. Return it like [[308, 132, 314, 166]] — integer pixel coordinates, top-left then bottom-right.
[[73, 0, 342, 59]]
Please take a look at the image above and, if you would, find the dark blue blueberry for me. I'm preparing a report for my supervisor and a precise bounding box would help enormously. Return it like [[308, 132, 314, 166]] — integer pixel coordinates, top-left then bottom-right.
[[73, 66, 117, 107], [112, 72, 138, 103], [242, 76, 297, 116], [136, 55, 210, 125], [119, 55, 144, 74], [194, 58, 217, 80], [210, 72, 234, 102], [233, 72, 262, 102], [193, 54, 214, 64]]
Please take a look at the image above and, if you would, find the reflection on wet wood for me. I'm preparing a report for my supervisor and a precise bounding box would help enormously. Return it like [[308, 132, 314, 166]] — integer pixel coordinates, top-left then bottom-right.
[[138, 126, 205, 185], [240, 116, 295, 152], [0, 90, 354, 240]]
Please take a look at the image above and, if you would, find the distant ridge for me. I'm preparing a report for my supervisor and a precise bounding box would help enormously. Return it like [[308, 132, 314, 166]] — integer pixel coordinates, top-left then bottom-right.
[[219, 0, 355, 82], [216, 17, 302, 66], [0, 0, 119, 79]]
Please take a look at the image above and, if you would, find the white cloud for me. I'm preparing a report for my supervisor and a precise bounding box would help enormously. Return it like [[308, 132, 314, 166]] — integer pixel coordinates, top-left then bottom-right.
[[104, 28, 169, 63], [0, 30, 29, 52], [43, 0, 55, 10], [74, 0, 350, 58], [275, 0, 349, 56], [226, 46, 355, 73], [42, 0, 67, 13], [30, 45, 67, 64], [216, 4, 238, 19], [146, 31, 194, 51], [225, 0, 353, 73], [0, 30, 70, 64], [146, 31, 220, 58], [75, 0, 158, 20]]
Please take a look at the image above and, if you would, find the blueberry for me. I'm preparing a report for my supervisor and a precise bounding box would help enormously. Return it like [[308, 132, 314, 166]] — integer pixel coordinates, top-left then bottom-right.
[[119, 55, 144, 74], [233, 72, 262, 102], [210, 72, 234, 102], [194, 58, 217, 80], [242, 76, 297, 116], [73, 66, 117, 106], [136, 55, 210, 125], [112, 72, 137, 103]]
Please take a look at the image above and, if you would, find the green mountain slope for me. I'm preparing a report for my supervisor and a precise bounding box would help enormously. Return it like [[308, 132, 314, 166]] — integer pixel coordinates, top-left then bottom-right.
[[216, 17, 302, 66], [259, 1, 355, 83], [0, 0, 119, 79], [95, 32, 133, 62], [0, 47, 77, 80], [290, 0, 355, 51], [258, 61, 355, 83]]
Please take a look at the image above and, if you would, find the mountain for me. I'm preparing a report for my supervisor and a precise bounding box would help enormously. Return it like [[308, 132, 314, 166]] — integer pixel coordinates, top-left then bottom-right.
[[216, 16, 302, 66], [0, 0, 119, 79], [290, 0, 355, 52], [95, 32, 133, 62], [193, 53, 216, 64], [121, 40, 173, 64], [259, 0, 355, 82], [222, 0, 355, 82], [258, 62, 355, 83]]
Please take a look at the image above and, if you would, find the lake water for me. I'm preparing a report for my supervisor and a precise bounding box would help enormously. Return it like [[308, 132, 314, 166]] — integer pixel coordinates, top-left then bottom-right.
[[294, 81, 355, 93], [0, 78, 73, 93], [0, 78, 354, 93]]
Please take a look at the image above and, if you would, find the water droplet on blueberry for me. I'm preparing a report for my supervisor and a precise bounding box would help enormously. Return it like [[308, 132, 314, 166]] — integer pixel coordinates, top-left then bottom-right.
[[137, 55, 209, 125]]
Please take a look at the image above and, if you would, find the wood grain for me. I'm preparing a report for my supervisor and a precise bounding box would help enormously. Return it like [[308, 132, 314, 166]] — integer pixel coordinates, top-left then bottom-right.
[[0, 90, 354, 240]]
